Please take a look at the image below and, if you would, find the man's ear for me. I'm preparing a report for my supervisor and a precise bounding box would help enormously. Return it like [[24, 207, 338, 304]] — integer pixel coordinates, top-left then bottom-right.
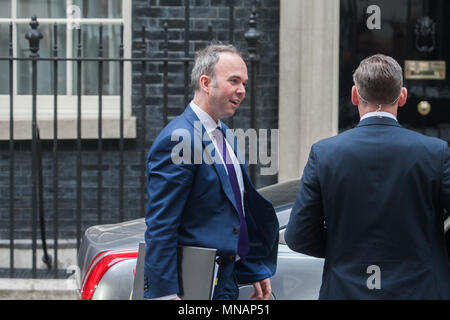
[[199, 75, 211, 94], [398, 87, 408, 107], [351, 86, 359, 106]]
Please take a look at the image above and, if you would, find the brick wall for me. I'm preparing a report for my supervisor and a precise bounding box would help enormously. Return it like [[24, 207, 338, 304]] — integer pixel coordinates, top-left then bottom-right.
[[0, 0, 280, 240], [132, 0, 280, 187]]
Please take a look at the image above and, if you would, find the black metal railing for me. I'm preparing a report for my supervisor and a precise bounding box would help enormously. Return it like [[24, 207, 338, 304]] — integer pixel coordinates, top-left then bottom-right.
[[0, 1, 262, 279]]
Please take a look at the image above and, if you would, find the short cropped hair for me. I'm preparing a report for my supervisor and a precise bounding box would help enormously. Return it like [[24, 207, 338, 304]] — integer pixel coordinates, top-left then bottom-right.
[[191, 43, 242, 91], [353, 54, 403, 105]]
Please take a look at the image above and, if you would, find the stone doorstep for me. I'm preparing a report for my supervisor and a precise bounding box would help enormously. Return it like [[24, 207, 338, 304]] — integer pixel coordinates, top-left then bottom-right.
[[0, 278, 79, 300], [0, 278, 78, 291], [0, 246, 78, 271], [0, 239, 77, 249], [0, 290, 79, 300]]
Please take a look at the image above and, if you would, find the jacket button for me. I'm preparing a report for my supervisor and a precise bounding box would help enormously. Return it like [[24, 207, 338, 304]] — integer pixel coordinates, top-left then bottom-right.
[[233, 227, 239, 234]]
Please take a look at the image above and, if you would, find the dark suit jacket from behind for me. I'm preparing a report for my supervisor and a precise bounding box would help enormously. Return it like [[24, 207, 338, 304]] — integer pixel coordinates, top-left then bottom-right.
[[143, 106, 279, 299], [285, 116, 450, 299]]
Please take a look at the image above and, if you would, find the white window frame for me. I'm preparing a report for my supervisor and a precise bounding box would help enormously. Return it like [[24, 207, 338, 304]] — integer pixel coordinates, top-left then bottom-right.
[[0, 0, 135, 140]]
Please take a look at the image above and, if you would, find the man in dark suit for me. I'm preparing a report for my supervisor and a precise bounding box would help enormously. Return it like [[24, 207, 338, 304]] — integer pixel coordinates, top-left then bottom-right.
[[285, 54, 450, 299], [143, 44, 279, 300]]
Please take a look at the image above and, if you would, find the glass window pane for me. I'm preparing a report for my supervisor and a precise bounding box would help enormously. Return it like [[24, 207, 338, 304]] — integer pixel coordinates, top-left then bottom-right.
[[18, 0, 66, 19], [0, 0, 11, 18], [72, 0, 122, 19], [17, 23, 67, 94], [72, 24, 121, 95], [0, 24, 11, 94]]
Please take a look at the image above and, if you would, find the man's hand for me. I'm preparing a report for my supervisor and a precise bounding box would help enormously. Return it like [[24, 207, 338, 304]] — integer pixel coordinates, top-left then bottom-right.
[[250, 278, 272, 300]]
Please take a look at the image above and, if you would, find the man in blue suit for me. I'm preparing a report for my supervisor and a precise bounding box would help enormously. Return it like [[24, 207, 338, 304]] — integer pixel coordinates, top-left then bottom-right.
[[285, 54, 450, 299], [144, 44, 279, 300]]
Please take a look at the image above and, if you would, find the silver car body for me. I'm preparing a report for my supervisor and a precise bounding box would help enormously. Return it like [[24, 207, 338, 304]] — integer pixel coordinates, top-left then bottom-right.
[[78, 219, 324, 300], [77, 179, 326, 300], [77, 178, 450, 300]]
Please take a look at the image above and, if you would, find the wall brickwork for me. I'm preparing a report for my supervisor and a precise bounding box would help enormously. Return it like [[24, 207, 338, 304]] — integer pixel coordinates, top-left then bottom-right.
[[0, 0, 280, 240]]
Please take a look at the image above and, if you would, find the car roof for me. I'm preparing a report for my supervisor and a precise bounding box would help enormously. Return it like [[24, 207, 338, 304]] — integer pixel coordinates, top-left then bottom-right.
[[258, 178, 300, 208]]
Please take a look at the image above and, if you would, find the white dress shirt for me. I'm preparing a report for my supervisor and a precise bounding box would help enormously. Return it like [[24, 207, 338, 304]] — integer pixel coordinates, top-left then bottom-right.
[[360, 111, 398, 122]]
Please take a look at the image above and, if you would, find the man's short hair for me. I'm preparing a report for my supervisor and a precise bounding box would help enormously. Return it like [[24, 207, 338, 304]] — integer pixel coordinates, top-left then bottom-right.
[[353, 54, 403, 105], [191, 43, 242, 91]]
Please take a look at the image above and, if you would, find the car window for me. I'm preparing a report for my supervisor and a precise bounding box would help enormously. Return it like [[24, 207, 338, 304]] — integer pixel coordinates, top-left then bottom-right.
[[258, 179, 300, 208], [276, 206, 292, 229]]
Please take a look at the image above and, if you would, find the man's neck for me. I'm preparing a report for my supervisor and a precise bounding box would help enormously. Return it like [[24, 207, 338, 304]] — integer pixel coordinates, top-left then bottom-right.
[[192, 95, 218, 123], [359, 105, 398, 119], [360, 111, 398, 121]]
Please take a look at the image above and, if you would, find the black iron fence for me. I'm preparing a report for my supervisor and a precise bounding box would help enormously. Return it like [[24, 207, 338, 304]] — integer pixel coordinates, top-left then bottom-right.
[[0, 1, 263, 279]]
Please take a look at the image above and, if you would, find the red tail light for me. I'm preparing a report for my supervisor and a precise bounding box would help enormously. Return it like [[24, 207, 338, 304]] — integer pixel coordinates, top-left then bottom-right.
[[80, 249, 138, 300]]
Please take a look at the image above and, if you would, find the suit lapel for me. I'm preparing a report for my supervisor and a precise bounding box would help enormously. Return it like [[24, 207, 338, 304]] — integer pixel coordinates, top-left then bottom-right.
[[221, 123, 252, 191], [183, 106, 240, 214], [203, 137, 240, 214]]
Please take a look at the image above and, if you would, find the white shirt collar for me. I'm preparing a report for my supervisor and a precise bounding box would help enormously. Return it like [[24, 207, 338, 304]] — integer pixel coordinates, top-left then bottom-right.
[[189, 101, 221, 134], [360, 111, 398, 122]]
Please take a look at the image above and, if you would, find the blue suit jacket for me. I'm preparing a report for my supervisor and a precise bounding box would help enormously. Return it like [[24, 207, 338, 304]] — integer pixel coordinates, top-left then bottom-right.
[[144, 105, 279, 299], [285, 116, 450, 299]]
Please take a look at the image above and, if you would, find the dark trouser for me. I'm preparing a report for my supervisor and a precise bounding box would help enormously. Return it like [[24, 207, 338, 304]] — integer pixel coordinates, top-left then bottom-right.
[[212, 261, 239, 300]]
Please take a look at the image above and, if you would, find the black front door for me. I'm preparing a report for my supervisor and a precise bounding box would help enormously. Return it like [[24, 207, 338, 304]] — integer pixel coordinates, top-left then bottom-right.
[[339, 0, 450, 143]]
